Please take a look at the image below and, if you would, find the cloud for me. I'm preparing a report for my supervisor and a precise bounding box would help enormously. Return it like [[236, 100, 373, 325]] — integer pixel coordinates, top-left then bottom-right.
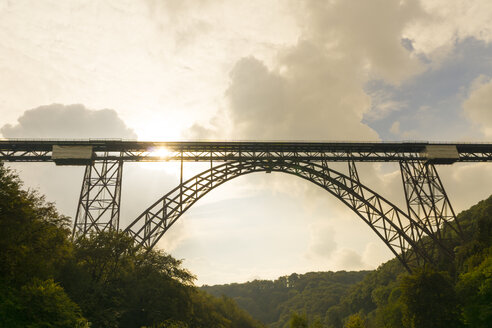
[[332, 248, 365, 270], [463, 76, 492, 137], [306, 222, 337, 260], [299, 0, 425, 84], [361, 242, 393, 268], [188, 0, 431, 141], [405, 0, 492, 60], [1, 103, 137, 139], [366, 89, 407, 121], [0, 104, 137, 220], [438, 163, 492, 212], [390, 121, 400, 135], [0, 105, 183, 250], [201, 43, 380, 140]]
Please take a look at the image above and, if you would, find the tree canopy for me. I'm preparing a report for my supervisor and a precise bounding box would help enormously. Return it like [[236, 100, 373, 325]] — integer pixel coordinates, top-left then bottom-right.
[[0, 163, 263, 328]]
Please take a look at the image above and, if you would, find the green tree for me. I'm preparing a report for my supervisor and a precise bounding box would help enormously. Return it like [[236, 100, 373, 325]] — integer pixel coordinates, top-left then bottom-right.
[[288, 312, 308, 328], [20, 279, 88, 327], [0, 164, 87, 327], [400, 268, 462, 328], [60, 231, 195, 328], [456, 251, 492, 327], [344, 313, 365, 328], [310, 315, 323, 328], [0, 164, 72, 286]]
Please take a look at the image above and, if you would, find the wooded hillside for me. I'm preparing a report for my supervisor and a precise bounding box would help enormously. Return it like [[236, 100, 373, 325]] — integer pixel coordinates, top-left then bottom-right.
[[203, 195, 492, 328]]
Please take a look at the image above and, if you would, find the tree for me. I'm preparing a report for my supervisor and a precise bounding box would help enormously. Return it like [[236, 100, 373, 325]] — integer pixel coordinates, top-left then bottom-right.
[[0, 164, 87, 327], [60, 231, 195, 328], [20, 279, 88, 327], [288, 312, 308, 328], [400, 268, 462, 328], [344, 313, 366, 328], [0, 164, 72, 287], [456, 251, 492, 327]]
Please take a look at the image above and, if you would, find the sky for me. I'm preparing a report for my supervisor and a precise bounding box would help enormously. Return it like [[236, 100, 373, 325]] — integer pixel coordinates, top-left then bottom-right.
[[1, 0, 492, 285]]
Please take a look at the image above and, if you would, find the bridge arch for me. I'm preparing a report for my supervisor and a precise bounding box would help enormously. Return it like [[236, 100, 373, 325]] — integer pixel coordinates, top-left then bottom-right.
[[125, 159, 453, 272]]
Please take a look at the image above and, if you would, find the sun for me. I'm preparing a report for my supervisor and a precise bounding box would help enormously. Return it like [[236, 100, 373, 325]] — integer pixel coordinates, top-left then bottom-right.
[[151, 147, 173, 159]]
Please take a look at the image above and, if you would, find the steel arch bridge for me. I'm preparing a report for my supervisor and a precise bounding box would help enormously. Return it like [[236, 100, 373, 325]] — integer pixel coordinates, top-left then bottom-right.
[[2, 139, 492, 271]]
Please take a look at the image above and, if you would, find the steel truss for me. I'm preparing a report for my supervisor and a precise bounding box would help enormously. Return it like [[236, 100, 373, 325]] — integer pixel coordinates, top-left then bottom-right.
[[2, 140, 492, 163], [400, 161, 462, 258], [124, 159, 454, 272], [73, 155, 123, 236], [2, 139, 482, 270]]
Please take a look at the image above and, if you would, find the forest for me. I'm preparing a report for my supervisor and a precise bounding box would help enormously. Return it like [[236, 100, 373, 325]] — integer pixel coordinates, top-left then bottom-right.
[[1, 161, 491, 327], [204, 195, 492, 328], [0, 163, 263, 328]]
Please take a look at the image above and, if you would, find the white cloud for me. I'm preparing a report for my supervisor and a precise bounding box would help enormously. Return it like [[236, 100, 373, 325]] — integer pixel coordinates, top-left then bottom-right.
[[405, 0, 492, 61], [188, 0, 433, 141], [1, 0, 491, 285], [390, 121, 401, 135], [362, 242, 393, 268], [366, 89, 407, 121], [1, 105, 181, 240], [306, 222, 338, 260], [1, 103, 137, 139], [438, 163, 492, 212], [332, 248, 365, 270], [298, 0, 425, 84], [463, 75, 492, 137]]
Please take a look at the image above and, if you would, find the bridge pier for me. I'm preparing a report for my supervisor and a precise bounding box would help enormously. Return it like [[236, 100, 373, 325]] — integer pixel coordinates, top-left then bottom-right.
[[72, 154, 123, 237], [400, 161, 463, 259], [2, 140, 484, 270]]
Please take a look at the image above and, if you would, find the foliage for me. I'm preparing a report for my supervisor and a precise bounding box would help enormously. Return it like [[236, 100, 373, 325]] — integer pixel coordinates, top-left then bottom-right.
[[202, 271, 369, 327], [343, 314, 366, 328], [0, 164, 71, 287], [399, 269, 462, 328], [0, 163, 263, 328], [202, 195, 492, 328], [2, 161, 492, 328], [0, 163, 86, 327], [287, 312, 308, 328], [456, 247, 492, 327]]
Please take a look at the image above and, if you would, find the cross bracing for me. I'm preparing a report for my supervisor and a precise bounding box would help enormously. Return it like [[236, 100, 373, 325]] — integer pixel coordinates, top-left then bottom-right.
[[1, 139, 490, 272], [1, 140, 492, 163]]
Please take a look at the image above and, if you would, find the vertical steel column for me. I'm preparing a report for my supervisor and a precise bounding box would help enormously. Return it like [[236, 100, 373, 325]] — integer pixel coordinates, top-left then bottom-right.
[[399, 160, 462, 255], [348, 160, 364, 198], [72, 153, 124, 237]]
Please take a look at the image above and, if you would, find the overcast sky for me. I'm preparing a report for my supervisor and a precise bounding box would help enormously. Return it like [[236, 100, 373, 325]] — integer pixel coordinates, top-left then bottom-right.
[[1, 0, 492, 285]]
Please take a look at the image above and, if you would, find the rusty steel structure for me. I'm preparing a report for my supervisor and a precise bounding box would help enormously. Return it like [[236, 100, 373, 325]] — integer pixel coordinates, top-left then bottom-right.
[[1, 139, 492, 271]]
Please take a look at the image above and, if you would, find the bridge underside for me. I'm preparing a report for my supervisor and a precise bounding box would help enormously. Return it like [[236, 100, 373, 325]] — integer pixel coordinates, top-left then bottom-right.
[[1, 140, 479, 271], [73, 157, 462, 272]]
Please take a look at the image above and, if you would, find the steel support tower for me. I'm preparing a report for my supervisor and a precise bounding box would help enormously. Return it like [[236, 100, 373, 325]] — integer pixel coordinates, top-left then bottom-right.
[[1, 139, 491, 271]]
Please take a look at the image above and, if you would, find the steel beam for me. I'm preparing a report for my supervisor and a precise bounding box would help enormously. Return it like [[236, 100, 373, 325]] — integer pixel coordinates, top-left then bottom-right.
[[124, 159, 455, 272], [1, 140, 492, 163], [400, 161, 462, 259], [72, 155, 123, 237]]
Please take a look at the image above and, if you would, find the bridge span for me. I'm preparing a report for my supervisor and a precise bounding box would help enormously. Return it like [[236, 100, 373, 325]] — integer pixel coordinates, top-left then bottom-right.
[[1, 139, 492, 163], [1, 139, 492, 272]]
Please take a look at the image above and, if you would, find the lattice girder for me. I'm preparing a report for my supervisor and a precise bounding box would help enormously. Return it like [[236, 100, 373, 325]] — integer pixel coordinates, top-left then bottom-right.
[[73, 157, 123, 236], [400, 160, 463, 259], [125, 159, 452, 271]]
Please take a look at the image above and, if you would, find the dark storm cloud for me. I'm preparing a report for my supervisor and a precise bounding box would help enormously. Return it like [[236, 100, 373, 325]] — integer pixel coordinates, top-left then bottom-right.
[[1, 104, 137, 139]]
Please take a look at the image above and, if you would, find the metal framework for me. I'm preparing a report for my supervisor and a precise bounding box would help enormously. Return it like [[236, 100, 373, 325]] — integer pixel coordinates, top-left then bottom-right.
[[2, 139, 492, 271], [124, 159, 456, 271], [1, 139, 492, 163], [73, 156, 123, 236], [400, 161, 462, 258]]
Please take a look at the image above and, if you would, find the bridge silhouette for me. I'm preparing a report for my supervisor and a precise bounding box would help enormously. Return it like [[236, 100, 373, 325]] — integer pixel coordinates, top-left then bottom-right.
[[2, 139, 492, 272]]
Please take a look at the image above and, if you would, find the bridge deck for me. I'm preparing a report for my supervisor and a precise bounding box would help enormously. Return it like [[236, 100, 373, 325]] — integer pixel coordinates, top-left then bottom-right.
[[0, 139, 491, 163]]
